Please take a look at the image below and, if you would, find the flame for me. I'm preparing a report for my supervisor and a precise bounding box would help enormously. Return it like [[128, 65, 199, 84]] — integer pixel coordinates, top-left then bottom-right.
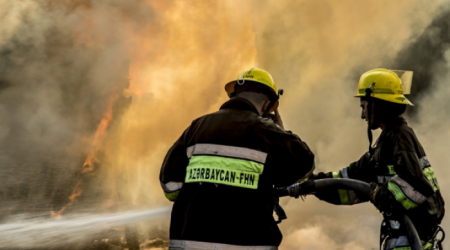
[[51, 94, 119, 217], [51, 0, 258, 217]]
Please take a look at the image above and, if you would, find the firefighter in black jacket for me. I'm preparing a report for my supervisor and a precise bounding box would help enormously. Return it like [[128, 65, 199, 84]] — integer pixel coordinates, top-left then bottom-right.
[[301, 69, 445, 249], [160, 67, 315, 250]]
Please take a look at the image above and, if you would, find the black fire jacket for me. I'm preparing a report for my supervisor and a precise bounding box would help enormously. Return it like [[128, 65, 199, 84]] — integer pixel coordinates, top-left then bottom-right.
[[315, 117, 445, 240], [160, 97, 315, 248]]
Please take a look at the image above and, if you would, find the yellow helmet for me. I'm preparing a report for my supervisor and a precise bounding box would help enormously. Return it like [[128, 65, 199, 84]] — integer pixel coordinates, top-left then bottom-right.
[[225, 67, 280, 111], [355, 68, 414, 106]]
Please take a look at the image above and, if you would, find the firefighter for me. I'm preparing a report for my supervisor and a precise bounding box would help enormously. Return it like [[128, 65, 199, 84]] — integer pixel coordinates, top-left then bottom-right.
[[159, 67, 315, 250], [298, 69, 445, 249]]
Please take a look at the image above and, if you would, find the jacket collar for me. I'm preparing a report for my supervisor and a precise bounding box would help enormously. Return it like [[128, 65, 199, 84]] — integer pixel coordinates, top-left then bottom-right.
[[220, 97, 260, 115], [378, 116, 407, 142], [384, 116, 407, 131]]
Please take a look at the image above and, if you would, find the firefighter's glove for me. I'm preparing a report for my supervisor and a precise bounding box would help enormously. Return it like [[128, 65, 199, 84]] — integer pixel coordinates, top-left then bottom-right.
[[312, 172, 330, 180], [287, 179, 316, 199], [369, 182, 382, 211]]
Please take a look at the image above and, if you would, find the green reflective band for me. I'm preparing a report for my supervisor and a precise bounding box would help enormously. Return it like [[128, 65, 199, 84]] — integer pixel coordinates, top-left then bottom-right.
[[387, 165, 396, 174], [332, 172, 351, 204], [332, 171, 342, 178], [164, 190, 180, 201], [185, 156, 264, 189], [338, 190, 351, 205], [392, 242, 433, 250], [388, 181, 418, 210], [423, 167, 440, 191]]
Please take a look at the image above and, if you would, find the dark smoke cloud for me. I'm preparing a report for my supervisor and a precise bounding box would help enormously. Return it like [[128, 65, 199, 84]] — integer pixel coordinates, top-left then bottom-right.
[[253, 0, 449, 249], [0, 1, 132, 217], [390, 6, 450, 118], [1, 0, 450, 249]]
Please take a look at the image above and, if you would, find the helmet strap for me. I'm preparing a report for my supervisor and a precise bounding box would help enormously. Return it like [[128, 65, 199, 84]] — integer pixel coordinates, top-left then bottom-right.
[[365, 85, 374, 155]]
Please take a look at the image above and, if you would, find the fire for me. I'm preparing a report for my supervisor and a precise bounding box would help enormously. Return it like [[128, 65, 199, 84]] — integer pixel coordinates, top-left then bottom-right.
[[82, 96, 116, 174], [51, 94, 119, 218]]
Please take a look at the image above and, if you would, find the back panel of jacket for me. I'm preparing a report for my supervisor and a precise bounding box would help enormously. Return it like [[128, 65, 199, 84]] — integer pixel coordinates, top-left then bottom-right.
[[161, 98, 315, 246]]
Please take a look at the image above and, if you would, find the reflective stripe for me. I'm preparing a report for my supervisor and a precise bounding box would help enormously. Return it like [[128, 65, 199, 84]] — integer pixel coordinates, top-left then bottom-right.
[[418, 156, 440, 191], [185, 156, 263, 189], [339, 167, 361, 204], [332, 171, 351, 205], [423, 167, 440, 191], [186, 144, 267, 164], [377, 175, 393, 184], [165, 190, 180, 201], [169, 240, 278, 250], [389, 220, 401, 230], [161, 181, 183, 192], [332, 171, 342, 179], [384, 236, 432, 250], [419, 156, 431, 169], [388, 176, 427, 210], [340, 167, 349, 178]]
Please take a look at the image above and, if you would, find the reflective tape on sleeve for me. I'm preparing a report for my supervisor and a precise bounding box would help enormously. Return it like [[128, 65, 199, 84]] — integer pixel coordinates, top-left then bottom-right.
[[164, 190, 180, 202], [419, 156, 431, 169], [160, 181, 183, 193], [332, 171, 342, 179], [186, 144, 267, 164], [332, 171, 352, 205], [388, 176, 428, 210], [423, 167, 440, 191], [340, 167, 349, 179]]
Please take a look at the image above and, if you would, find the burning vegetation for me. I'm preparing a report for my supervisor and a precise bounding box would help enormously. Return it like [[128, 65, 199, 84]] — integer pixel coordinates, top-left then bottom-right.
[[0, 0, 449, 249]]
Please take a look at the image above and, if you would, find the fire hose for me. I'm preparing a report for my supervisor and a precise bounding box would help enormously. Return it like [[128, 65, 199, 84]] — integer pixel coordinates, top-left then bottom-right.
[[276, 179, 424, 250]]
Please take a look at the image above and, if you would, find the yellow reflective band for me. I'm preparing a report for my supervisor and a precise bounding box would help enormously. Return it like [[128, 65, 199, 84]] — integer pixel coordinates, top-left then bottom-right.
[[423, 167, 440, 191], [332, 172, 342, 178], [332, 172, 351, 205], [164, 190, 180, 201], [185, 155, 264, 189], [388, 181, 418, 210]]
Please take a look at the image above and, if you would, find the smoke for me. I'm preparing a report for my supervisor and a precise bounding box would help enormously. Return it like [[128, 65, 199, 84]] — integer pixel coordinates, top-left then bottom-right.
[[252, 0, 450, 249], [0, 0, 449, 249]]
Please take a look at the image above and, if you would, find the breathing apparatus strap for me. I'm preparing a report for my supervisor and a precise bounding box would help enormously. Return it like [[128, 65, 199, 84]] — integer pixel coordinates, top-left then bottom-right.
[[365, 85, 374, 156]]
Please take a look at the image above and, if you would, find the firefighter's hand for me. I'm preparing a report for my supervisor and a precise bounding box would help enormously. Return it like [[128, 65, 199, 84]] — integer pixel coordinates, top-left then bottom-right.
[[287, 179, 316, 198], [369, 182, 381, 211], [269, 109, 284, 129]]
